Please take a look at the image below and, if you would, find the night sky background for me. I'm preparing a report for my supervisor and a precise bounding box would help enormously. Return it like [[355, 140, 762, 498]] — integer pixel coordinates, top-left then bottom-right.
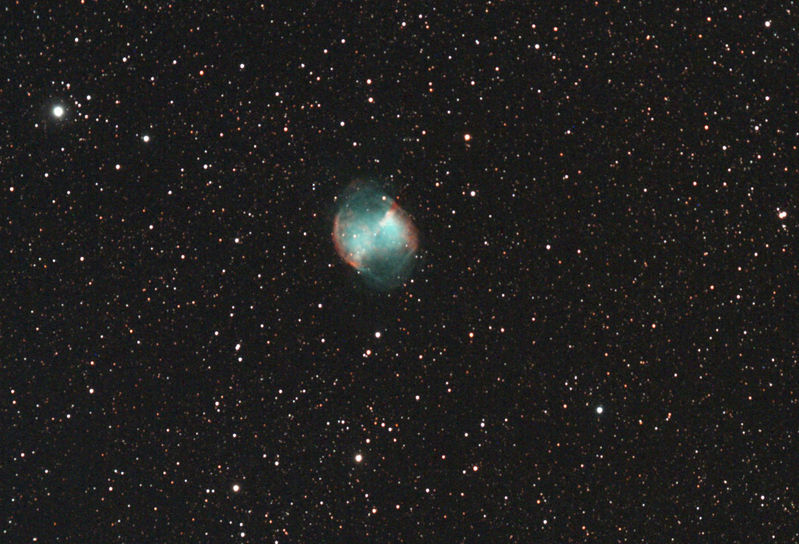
[[3, 2, 797, 542]]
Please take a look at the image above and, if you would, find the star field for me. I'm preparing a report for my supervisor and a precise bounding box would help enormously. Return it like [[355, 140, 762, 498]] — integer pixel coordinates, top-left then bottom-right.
[[2, 2, 797, 542]]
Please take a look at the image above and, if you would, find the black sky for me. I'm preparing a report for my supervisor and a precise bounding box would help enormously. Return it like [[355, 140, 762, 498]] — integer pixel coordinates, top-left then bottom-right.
[[2, 2, 797, 542]]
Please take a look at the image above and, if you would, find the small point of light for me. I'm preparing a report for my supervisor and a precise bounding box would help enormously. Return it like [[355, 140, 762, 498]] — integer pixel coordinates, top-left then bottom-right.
[[53, 106, 64, 118], [596, 406, 604, 414], [355, 454, 363, 463], [142, 134, 150, 142], [765, 20, 771, 28], [232, 484, 240, 492], [464, 133, 472, 141], [778, 210, 787, 219], [375, 331, 381, 338]]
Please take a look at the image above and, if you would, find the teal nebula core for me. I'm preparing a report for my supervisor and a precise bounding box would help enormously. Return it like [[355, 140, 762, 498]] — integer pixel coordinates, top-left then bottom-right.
[[333, 184, 419, 289]]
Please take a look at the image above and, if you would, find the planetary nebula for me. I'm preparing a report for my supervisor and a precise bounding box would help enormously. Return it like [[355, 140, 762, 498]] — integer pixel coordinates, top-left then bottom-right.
[[333, 183, 419, 289]]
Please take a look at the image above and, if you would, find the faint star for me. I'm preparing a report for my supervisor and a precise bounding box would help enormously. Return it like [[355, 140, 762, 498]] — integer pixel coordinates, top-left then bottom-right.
[[355, 454, 363, 463], [232, 484, 240, 492], [596, 406, 604, 414]]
